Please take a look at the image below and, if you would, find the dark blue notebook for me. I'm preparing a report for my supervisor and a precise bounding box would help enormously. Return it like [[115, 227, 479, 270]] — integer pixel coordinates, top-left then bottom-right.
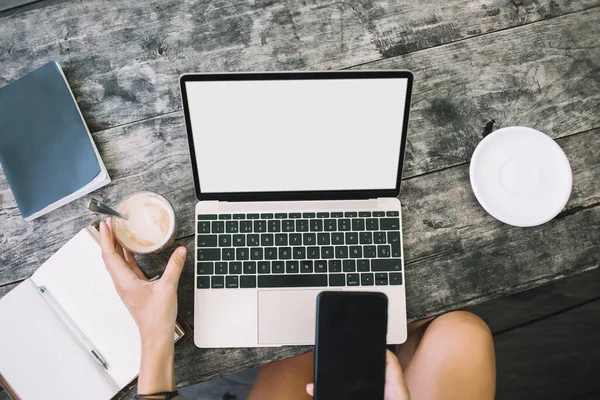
[[0, 61, 110, 221]]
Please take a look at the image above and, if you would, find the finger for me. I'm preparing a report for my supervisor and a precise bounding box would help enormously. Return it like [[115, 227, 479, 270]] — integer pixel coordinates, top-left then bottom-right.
[[99, 221, 138, 281], [306, 383, 314, 396], [161, 247, 187, 287], [124, 250, 148, 280], [384, 350, 410, 400], [106, 218, 125, 259]]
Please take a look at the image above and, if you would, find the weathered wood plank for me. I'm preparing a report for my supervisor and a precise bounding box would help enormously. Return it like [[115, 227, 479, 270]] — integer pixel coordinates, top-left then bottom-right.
[[0, 0, 597, 132], [128, 128, 599, 387], [467, 268, 600, 334], [494, 299, 600, 400], [0, 0, 40, 13], [357, 8, 600, 177], [2, 9, 600, 284]]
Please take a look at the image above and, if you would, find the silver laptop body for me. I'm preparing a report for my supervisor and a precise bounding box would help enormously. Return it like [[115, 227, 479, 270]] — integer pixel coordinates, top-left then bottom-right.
[[180, 71, 413, 348]]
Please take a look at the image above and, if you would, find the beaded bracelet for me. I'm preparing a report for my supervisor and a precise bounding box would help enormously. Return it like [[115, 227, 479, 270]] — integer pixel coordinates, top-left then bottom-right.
[[138, 391, 179, 399]]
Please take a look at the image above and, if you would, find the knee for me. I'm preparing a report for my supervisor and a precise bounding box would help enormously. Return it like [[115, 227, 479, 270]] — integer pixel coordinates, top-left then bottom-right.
[[427, 311, 494, 353]]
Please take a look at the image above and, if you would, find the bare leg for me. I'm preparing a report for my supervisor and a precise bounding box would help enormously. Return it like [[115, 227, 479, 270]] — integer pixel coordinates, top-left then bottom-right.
[[247, 352, 313, 400], [397, 311, 496, 400]]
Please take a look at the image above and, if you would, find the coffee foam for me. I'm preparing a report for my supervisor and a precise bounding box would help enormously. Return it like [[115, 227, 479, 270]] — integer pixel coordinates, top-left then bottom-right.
[[113, 193, 175, 253]]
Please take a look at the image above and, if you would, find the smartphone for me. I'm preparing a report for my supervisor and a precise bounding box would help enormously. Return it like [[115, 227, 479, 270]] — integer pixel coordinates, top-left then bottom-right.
[[314, 291, 388, 400]]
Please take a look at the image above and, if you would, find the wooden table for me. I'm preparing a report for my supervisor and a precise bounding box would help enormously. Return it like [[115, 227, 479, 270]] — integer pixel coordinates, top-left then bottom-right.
[[1, 0, 599, 397]]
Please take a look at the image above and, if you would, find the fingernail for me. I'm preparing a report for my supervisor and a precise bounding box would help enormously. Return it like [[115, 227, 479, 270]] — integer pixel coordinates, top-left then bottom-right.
[[178, 247, 186, 256]]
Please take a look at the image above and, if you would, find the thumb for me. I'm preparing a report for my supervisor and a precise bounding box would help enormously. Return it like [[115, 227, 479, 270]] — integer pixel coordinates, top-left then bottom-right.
[[161, 247, 187, 287], [385, 350, 410, 400]]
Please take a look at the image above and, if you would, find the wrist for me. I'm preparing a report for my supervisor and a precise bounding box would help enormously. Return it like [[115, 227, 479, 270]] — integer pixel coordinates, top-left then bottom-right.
[[139, 336, 176, 394]]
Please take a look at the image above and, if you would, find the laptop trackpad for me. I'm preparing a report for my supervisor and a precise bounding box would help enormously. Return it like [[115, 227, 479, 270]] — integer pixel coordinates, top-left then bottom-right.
[[258, 289, 325, 345]]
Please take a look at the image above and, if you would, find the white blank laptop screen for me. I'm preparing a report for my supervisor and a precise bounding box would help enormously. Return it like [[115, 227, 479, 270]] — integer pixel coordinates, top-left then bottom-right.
[[185, 78, 408, 193]]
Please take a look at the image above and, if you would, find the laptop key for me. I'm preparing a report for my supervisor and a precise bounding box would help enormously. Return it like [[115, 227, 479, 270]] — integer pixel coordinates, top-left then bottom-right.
[[371, 258, 402, 272], [233, 214, 245, 220], [212, 221, 224, 233], [247, 213, 259, 219], [303, 213, 316, 218], [229, 262, 242, 275], [374, 232, 387, 244], [226, 276, 239, 288], [261, 234, 274, 246], [268, 220, 280, 232], [380, 218, 400, 230], [248, 234, 260, 247], [343, 259, 356, 272], [211, 276, 225, 288], [324, 219, 337, 231], [357, 259, 370, 272], [296, 220, 309, 232], [289, 213, 301, 218], [197, 276, 210, 289], [219, 235, 232, 247], [289, 233, 302, 246], [226, 221, 238, 233], [373, 211, 385, 217], [328, 260, 341, 272], [233, 234, 245, 247], [344, 212, 357, 217], [352, 219, 365, 231], [261, 213, 274, 219], [293, 247, 306, 259], [386, 211, 400, 216], [235, 248, 249, 260], [359, 212, 371, 217], [317, 233, 330, 245], [349, 246, 362, 258], [279, 247, 292, 259], [258, 261, 270, 274], [197, 262, 213, 275], [364, 246, 377, 258], [388, 232, 402, 257], [243, 262, 257, 274], [338, 219, 351, 231], [272, 261, 285, 274], [275, 233, 288, 246], [377, 245, 391, 258], [198, 248, 220, 261], [303, 233, 316, 245], [300, 261, 313, 273], [317, 212, 329, 218], [286, 261, 299, 273], [254, 220, 267, 232], [347, 273, 360, 286], [375, 272, 389, 286], [310, 220, 323, 231], [282, 220, 295, 232], [198, 221, 211, 233], [258, 274, 327, 288], [329, 274, 345, 286], [198, 214, 218, 220], [250, 248, 263, 260], [215, 262, 227, 274], [332, 233, 344, 245], [223, 248, 235, 260], [361, 273, 374, 286], [366, 218, 379, 231], [335, 246, 349, 259], [331, 212, 343, 218], [275, 213, 287, 219], [307, 246, 320, 259], [360, 232, 373, 244], [390, 273, 403, 285], [265, 247, 278, 260], [315, 260, 327, 273], [321, 246, 334, 259], [240, 276, 257, 288], [345, 232, 358, 244], [240, 221, 253, 233], [198, 235, 217, 247], [219, 214, 232, 220]]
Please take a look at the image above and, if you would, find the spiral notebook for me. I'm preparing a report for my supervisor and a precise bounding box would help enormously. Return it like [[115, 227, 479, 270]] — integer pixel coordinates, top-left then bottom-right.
[[0, 226, 186, 400]]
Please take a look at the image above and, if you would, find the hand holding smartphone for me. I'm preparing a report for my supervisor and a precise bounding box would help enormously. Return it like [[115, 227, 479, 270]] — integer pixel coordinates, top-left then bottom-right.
[[314, 291, 388, 400]]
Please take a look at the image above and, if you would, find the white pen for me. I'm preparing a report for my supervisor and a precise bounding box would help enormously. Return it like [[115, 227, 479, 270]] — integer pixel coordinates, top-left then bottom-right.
[[37, 286, 109, 370]]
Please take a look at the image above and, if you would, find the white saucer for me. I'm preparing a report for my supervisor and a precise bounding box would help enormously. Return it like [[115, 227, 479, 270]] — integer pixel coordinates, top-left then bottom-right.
[[470, 126, 572, 227]]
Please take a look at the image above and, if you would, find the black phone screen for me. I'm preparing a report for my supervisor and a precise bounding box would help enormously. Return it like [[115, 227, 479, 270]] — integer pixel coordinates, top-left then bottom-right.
[[314, 291, 388, 400]]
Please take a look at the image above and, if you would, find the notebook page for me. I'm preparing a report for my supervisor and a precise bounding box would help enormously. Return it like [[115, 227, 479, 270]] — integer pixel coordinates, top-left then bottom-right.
[[31, 229, 141, 388], [0, 279, 118, 400]]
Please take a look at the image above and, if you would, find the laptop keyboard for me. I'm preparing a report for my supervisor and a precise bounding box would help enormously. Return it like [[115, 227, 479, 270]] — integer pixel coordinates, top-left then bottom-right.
[[196, 211, 403, 289]]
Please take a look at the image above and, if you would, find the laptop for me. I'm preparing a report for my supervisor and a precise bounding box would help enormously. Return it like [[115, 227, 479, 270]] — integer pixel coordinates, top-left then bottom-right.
[[179, 71, 413, 348]]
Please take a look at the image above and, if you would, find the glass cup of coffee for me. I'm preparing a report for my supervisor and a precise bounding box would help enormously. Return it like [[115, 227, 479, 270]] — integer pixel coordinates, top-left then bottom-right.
[[112, 191, 176, 254]]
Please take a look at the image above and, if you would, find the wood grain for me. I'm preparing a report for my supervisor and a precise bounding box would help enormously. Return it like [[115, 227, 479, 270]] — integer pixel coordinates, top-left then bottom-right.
[[467, 268, 600, 334], [0, 0, 598, 132], [2, 9, 600, 285], [0, 0, 40, 13], [494, 299, 600, 400]]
